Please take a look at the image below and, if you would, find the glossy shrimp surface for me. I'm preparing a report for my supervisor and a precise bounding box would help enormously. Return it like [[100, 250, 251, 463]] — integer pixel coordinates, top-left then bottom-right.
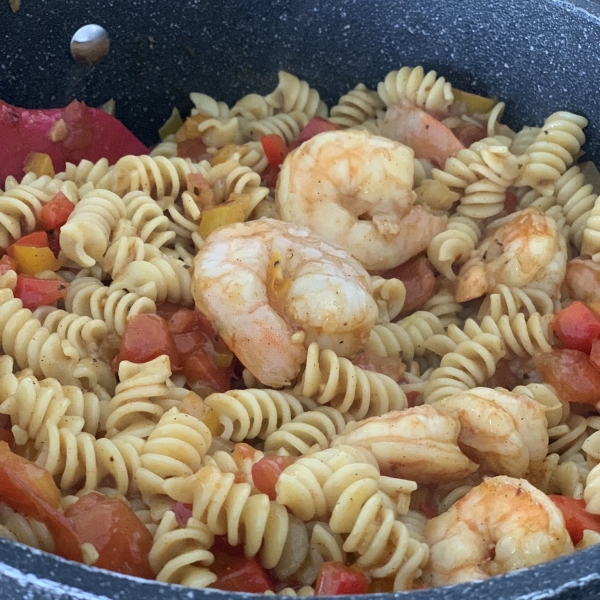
[[455, 207, 567, 302], [192, 218, 378, 387], [433, 387, 549, 478], [380, 103, 465, 168], [424, 476, 574, 586], [562, 257, 600, 304], [330, 405, 478, 484], [275, 129, 446, 271]]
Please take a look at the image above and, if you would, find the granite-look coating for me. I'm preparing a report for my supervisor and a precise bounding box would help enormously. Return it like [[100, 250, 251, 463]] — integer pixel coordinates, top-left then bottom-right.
[[2, 0, 600, 598]]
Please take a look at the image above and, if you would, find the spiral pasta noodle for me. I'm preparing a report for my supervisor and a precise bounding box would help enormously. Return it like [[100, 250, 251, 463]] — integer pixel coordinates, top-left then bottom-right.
[[295, 342, 407, 419], [370, 276, 406, 323], [427, 215, 482, 280], [149, 510, 216, 587], [263, 406, 355, 456], [515, 111, 588, 196], [203, 388, 306, 442], [32, 307, 109, 360], [65, 276, 156, 335], [0, 503, 54, 553], [104, 355, 175, 436], [0, 287, 83, 385], [164, 463, 290, 569], [109, 254, 194, 306], [111, 155, 200, 201], [329, 83, 384, 129], [377, 65, 454, 116], [45, 428, 143, 494], [242, 112, 310, 146], [423, 333, 506, 403], [57, 158, 113, 192], [0, 178, 61, 249], [136, 407, 213, 498], [265, 71, 328, 119], [366, 311, 445, 362]]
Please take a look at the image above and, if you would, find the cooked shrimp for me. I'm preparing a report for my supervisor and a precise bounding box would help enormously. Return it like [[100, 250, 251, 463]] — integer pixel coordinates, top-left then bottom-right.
[[192, 218, 378, 387], [562, 257, 600, 304], [455, 207, 567, 303], [424, 476, 574, 586], [379, 103, 465, 168], [434, 387, 548, 478], [330, 405, 478, 484], [275, 129, 446, 271]]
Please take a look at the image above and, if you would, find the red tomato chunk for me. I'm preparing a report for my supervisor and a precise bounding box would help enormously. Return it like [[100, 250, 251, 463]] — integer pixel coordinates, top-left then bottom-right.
[[383, 255, 436, 315], [40, 192, 75, 230], [65, 492, 154, 578], [252, 456, 297, 500], [553, 301, 600, 354], [210, 537, 272, 593], [549, 495, 600, 545], [0, 441, 83, 562], [315, 562, 369, 596], [13, 275, 69, 310], [115, 313, 181, 370], [535, 349, 600, 406]]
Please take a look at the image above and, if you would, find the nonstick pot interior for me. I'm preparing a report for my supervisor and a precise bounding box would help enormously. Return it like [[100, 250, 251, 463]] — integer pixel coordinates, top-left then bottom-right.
[[2, 0, 600, 598]]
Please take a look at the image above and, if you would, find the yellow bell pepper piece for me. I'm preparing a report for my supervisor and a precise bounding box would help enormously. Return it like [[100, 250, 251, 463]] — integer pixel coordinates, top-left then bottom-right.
[[12, 245, 61, 276], [23, 152, 55, 178], [180, 391, 223, 436], [452, 88, 497, 114], [198, 198, 247, 239], [174, 113, 210, 142], [210, 144, 248, 166]]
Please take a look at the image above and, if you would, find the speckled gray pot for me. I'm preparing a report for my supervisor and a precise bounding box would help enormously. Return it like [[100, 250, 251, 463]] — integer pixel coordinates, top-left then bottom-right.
[[2, 0, 600, 598]]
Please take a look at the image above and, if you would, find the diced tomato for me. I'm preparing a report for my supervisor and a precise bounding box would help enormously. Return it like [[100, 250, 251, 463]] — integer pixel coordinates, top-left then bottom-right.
[[251, 456, 297, 500], [591, 339, 600, 370], [0, 99, 148, 181], [314, 562, 369, 596], [210, 538, 272, 593], [291, 117, 339, 149], [177, 137, 209, 162], [383, 255, 437, 315], [262, 165, 281, 188], [47, 234, 61, 258], [0, 255, 17, 275], [115, 313, 180, 370], [6, 231, 49, 257], [549, 495, 600, 545], [417, 498, 438, 519], [182, 351, 233, 394], [0, 441, 83, 562], [535, 349, 600, 406], [553, 301, 600, 355], [260, 134, 289, 169], [65, 492, 153, 578], [406, 391, 420, 407], [352, 349, 406, 382], [452, 122, 487, 147], [157, 304, 233, 393], [40, 192, 75, 230], [504, 191, 518, 214], [172, 502, 193, 527], [13, 275, 69, 310]]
